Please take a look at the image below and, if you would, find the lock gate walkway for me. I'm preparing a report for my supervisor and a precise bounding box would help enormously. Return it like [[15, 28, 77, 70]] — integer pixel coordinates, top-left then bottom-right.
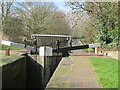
[[46, 52, 102, 88]]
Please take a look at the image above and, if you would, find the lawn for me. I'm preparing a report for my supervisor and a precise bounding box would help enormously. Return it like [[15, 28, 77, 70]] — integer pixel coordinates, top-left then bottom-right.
[[0, 44, 22, 50], [0, 53, 12, 66], [0, 53, 23, 66], [0, 44, 23, 66], [90, 57, 118, 88]]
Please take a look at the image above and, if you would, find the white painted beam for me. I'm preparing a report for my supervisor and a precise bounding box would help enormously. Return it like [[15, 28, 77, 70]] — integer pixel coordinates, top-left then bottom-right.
[[1, 40, 34, 51], [89, 43, 101, 48], [1, 40, 12, 46]]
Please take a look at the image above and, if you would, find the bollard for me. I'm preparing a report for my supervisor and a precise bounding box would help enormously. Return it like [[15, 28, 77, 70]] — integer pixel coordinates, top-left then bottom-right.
[[95, 47, 99, 54], [6, 48, 10, 56]]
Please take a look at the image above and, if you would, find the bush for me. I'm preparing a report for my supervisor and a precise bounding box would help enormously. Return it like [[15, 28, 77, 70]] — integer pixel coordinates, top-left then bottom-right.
[[85, 48, 95, 52]]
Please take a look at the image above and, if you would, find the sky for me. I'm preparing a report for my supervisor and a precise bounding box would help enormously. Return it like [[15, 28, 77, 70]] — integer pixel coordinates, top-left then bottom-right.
[[53, 1, 71, 12], [54, 2, 65, 10], [12, 0, 71, 12]]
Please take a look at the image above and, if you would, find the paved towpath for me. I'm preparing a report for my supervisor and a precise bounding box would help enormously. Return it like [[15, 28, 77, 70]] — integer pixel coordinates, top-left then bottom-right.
[[46, 52, 102, 88]]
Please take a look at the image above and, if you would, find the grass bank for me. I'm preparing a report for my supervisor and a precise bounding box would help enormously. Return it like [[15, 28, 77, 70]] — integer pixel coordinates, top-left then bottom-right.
[[0, 44, 22, 50], [0, 53, 23, 66], [90, 57, 118, 88], [0, 45, 23, 66]]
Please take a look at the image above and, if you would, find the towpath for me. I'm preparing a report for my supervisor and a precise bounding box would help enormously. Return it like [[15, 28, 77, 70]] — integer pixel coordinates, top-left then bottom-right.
[[46, 52, 105, 88]]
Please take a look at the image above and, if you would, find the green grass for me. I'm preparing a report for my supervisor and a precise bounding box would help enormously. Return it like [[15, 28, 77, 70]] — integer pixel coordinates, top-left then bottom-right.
[[0, 50, 23, 66], [0, 44, 22, 50], [85, 48, 95, 52], [0, 53, 22, 66], [90, 57, 118, 88]]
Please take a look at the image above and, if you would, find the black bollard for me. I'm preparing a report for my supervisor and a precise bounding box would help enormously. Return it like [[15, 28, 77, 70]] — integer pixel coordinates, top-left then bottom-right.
[[33, 39, 37, 54]]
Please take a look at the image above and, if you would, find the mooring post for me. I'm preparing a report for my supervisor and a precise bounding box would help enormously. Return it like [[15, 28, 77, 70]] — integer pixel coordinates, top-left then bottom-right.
[[56, 40, 60, 53], [5, 48, 10, 56], [23, 39, 27, 48], [95, 47, 100, 54], [70, 39, 73, 47], [33, 39, 37, 54]]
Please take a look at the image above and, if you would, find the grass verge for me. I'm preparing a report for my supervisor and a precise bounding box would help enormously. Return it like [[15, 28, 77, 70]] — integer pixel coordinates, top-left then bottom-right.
[[0, 44, 22, 50], [90, 57, 118, 88]]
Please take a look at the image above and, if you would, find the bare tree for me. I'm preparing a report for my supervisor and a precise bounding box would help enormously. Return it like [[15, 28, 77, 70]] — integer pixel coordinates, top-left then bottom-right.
[[1, 2, 71, 43]]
